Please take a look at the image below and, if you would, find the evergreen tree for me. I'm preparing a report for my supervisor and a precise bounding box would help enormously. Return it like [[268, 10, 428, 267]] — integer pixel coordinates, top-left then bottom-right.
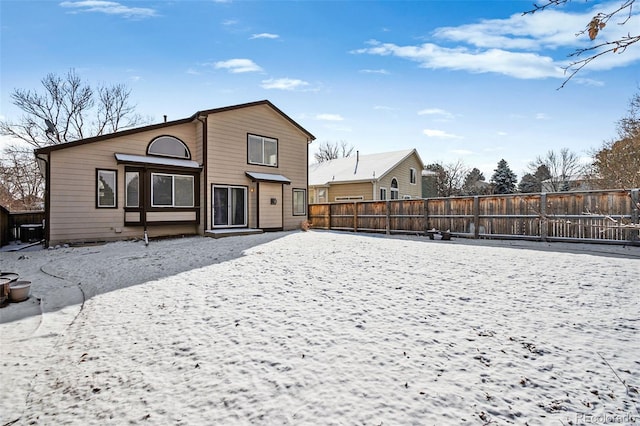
[[518, 173, 538, 193], [462, 168, 488, 195], [490, 159, 517, 194]]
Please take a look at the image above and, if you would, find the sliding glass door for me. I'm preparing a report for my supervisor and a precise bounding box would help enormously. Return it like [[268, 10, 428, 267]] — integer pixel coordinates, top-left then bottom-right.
[[212, 185, 247, 227]]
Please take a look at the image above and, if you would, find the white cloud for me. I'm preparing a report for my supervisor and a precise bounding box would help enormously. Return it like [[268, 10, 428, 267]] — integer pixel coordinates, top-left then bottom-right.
[[59, 1, 157, 18], [418, 108, 454, 120], [497, 131, 508, 136], [250, 33, 279, 40], [451, 149, 473, 155], [359, 69, 389, 74], [261, 78, 309, 91], [373, 105, 397, 111], [353, 4, 640, 80], [535, 112, 550, 120], [222, 19, 238, 26], [354, 40, 565, 79], [214, 59, 262, 73], [315, 114, 344, 121], [423, 129, 463, 139]]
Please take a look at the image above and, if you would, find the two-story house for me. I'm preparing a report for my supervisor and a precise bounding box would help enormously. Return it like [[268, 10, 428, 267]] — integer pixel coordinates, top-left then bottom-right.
[[308, 149, 424, 203], [34, 100, 315, 246]]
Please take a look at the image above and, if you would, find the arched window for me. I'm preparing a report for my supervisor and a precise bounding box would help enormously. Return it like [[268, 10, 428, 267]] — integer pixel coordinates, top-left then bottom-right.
[[390, 178, 399, 199], [147, 136, 190, 159]]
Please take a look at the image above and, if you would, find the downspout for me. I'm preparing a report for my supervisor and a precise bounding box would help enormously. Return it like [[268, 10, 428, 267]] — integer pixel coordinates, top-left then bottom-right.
[[196, 114, 208, 231], [143, 165, 149, 246]]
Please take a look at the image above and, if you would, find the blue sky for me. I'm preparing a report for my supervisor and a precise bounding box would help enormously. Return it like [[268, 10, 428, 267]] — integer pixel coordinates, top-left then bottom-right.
[[1, 0, 639, 180]]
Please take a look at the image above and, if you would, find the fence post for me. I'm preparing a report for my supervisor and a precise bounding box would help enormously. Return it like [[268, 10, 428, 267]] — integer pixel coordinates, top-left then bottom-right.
[[385, 200, 390, 235], [423, 199, 429, 236], [473, 196, 480, 239], [327, 203, 332, 230], [631, 189, 639, 243], [540, 193, 548, 242], [353, 201, 358, 233]]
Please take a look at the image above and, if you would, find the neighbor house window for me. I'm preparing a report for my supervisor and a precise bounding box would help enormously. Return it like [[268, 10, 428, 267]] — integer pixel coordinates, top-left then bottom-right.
[[410, 168, 417, 184], [335, 196, 364, 201], [97, 169, 117, 208], [390, 178, 399, 200], [318, 188, 327, 203], [151, 173, 194, 207], [147, 136, 190, 159], [293, 189, 306, 216], [248, 134, 278, 167], [380, 187, 387, 200], [125, 171, 139, 208]]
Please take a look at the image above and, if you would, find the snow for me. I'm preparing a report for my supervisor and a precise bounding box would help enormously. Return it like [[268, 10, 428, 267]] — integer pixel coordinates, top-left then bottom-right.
[[1, 231, 639, 425]]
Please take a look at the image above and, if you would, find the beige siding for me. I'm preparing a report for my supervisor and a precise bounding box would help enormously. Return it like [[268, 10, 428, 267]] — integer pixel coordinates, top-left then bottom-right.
[[206, 104, 309, 230], [147, 211, 197, 222], [48, 123, 200, 245], [327, 182, 374, 201], [378, 153, 423, 200]]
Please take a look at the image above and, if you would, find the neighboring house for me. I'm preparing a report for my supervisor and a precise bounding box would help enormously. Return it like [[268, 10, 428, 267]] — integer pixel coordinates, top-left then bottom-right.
[[308, 149, 424, 203], [421, 170, 438, 198], [541, 175, 593, 192], [34, 100, 315, 246]]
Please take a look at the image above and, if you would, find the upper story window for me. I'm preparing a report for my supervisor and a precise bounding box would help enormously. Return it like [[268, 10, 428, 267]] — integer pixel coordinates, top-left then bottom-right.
[[390, 178, 399, 200], [248, 134, 278, 167], [410, 168, 417, 184], [147, 136, 190, 159]]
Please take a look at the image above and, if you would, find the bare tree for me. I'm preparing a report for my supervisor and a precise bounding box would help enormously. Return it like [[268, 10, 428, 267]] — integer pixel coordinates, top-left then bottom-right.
[[0, 69, 147, 149], [0, 148, 44, 210], [524, 0, 638, 88], [0, 69, 148, 210], [425, 160, 469, 197], [587, 91, 640, 188], [529, 148, 584, 191], [313, 140, 355, 163]]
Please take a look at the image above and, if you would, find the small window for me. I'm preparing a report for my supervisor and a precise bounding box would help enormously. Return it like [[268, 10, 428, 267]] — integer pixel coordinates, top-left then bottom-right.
[[318, 188, 327, 203], [248, 134, 278, 167], [410, 168, 417, 184], [97, 169, 117, 208], [151, 173, 194, 207], [293, 189, 306, 216], [403, 195, 412, 200], [335, 196, 364, 201], [380, 187, 387, 200], [125, 171, 139, 208], [148, 136, 190, 159]]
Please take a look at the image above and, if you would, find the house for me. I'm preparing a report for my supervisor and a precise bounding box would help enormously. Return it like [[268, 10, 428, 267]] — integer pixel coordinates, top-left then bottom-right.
[[541, 175, 594, 192], [308, 149, 424, 203], [34, 100, 315, 246]]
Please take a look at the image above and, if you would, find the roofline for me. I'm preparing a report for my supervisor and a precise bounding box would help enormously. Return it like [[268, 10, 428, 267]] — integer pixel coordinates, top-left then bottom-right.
[[35, 99, 315, 155], [377, 148, 424, 181]]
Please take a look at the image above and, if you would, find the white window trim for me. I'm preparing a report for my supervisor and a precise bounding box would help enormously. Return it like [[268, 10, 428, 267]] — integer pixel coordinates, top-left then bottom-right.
[[410, 168, 417, 185], [379, 187, 387, 201], [151, 173, 195, 208], [212, 185, 248, 228], [390, 177, 399, 200], [248, 134, 278, 167]]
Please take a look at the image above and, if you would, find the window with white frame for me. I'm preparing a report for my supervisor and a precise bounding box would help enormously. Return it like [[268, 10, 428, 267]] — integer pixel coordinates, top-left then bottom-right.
[[390, 178, 399, 200], [293, 189, 306, 216], [380, 187, 387, 200], [410, 168, 417, 184], [248, 134, 278, 167], [97, 169, 117, 208], [151, 173, 194, 207]]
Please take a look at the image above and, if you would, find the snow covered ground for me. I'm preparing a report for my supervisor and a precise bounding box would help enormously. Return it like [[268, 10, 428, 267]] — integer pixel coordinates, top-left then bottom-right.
[[1, 231, 638, 425]]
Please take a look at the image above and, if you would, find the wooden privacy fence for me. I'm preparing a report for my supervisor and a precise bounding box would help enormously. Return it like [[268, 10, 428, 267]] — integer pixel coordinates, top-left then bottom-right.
[[308, 189, 640, 245]]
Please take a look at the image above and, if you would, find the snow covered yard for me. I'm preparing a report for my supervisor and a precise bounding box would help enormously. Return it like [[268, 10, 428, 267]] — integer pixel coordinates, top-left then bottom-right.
[[1, 231, 638, 425]]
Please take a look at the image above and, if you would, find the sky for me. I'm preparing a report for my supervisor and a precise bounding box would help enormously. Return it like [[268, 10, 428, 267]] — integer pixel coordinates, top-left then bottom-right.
[[1, 0, 639, 180]]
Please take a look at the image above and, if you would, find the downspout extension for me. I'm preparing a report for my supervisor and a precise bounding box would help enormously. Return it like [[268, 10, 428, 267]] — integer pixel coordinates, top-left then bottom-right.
[[196, 114, 208, 231]]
